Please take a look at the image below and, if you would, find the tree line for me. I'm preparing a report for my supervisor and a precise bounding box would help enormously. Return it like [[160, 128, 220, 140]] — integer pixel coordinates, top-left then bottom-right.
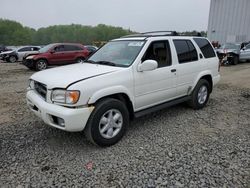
[[0, 19, 133, 46], [0, 19, 207, 46]]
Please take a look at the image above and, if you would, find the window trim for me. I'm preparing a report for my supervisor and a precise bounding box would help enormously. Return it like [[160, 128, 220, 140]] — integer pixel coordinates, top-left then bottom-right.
[[141, 40, 172, 68]]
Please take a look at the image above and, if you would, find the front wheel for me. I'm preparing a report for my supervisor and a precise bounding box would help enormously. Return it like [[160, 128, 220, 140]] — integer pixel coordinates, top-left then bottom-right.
[[84, 98, 129, 147], [9, 56, 17, 63], [188, 79, 210, 110], [35, 59, 48, 71], [232, 56, 239, 65]]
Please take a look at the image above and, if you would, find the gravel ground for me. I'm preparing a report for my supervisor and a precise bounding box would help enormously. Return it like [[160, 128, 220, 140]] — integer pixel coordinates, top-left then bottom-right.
[[0, 62, 250, 188]]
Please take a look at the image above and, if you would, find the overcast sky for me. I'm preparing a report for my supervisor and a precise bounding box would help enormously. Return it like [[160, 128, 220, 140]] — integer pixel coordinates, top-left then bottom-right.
[[0, 0, 211, 32]]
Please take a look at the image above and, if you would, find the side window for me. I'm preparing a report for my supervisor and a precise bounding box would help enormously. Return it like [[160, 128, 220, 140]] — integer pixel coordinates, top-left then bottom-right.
[[246, 44, 250, 50], [142, 41, 172, 68], [33, 47, 40, 51], [18, 47, 31, 52], [54, 45, 65, 52], [173, 40, 198, 63], [64, 45, 83, 51], [193, 38, 216, 58]]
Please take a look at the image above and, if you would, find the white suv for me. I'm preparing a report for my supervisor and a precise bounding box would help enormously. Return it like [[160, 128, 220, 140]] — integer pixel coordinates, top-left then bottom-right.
[[26, 31, 220, 146]]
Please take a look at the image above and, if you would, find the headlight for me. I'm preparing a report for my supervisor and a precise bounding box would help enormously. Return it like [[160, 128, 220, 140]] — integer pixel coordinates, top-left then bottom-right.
[[28, 79, 35, 89], [26, 55, 34, 59], [51, 89, 80, 104]]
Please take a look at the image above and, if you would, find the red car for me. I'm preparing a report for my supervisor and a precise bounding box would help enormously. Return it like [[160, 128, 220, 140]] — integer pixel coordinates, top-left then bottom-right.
[[23, 43, 89, 71]]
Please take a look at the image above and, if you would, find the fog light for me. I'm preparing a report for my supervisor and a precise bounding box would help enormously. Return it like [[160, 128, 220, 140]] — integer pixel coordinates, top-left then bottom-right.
[[57, 117, 65, 127], [50, 115, 65, 127]]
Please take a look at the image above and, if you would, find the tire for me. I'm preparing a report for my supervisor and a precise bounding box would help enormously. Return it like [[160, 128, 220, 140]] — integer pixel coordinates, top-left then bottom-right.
[[35, 59, 48, 71], [76, 57, 85, 63], [84, 98, 129, 147], [188, 79, 210, 110], [8, 56, 17, 63], [232, 56, 239, 65]]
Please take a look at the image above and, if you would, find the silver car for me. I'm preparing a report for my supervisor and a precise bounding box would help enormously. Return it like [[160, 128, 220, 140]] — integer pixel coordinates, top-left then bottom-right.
[[240, 43, 250, 62], [216, 43, 241, 65]]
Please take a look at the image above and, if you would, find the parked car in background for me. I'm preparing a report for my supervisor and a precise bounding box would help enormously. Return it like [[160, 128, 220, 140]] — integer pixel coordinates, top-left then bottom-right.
[[84, 45, 98, 56], [240, 41, 250, 49], [17, 46, 41, 61], [23, 43, 89, 71], [216, 43, 241, 65], [0, 45, 9, 53], [240, 43, 250, 62], [0, 49, 18, 63], [0, 46, 40, 63]]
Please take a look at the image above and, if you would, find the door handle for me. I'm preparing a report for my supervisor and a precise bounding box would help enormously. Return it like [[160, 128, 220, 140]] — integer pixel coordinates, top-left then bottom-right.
[[171, 69, 176, 72]]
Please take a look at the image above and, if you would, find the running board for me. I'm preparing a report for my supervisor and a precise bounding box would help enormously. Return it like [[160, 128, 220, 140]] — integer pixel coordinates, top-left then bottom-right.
[[134, 96, 191, 118]]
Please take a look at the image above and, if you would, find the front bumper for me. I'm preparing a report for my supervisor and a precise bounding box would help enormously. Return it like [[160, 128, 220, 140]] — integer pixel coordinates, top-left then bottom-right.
[[22, 59, 35, 68], [26, 90, 94, 132], [0, 54, 9, 61]]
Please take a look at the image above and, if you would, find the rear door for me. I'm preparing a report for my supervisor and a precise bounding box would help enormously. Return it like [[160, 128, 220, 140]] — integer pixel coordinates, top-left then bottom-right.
[[172, 39, 200, 97], [64, 45, 83, 63]]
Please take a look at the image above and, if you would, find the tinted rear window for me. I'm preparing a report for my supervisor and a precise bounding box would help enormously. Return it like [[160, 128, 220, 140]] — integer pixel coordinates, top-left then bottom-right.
[[193, 38, 216, 58], [173, 40, 198, 63], [65, 45, 83, 51]]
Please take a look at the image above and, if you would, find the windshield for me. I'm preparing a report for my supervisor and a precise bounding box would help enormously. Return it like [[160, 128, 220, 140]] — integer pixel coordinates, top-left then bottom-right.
[[88, 40, 145, 67], [220, 43, 240, 50], [39, 44, 54, 53]]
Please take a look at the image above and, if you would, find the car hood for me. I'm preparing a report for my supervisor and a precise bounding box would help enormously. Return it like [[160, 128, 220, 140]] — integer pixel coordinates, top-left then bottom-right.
[[0, 50, 14, 55], [31, 63, 123, 89], [216, 48, 239, 54]]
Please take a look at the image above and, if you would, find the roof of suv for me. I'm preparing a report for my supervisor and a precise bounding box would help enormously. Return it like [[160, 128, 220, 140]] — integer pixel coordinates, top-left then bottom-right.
[[115, 31, 203, 41]]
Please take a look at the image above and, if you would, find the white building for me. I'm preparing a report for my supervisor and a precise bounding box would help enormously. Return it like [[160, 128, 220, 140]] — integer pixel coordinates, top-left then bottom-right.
[[207, 0, 250, 44]]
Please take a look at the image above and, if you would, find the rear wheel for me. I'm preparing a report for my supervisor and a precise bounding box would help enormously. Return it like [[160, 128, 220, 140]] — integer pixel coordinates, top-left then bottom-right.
[[35, 59, 48, 71], [84, 98, 129, 147], [188, 79, 210, 110]]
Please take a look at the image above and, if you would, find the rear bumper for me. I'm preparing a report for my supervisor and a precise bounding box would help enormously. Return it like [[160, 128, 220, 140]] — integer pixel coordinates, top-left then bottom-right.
[[26, 90, 94, 132]]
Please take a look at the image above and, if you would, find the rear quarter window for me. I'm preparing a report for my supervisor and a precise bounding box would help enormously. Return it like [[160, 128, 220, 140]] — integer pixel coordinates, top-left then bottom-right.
[[193, 38, 216, 58]]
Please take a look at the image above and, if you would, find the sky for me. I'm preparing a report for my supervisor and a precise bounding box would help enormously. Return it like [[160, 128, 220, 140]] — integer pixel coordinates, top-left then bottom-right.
[[0, 0, 211, 32]]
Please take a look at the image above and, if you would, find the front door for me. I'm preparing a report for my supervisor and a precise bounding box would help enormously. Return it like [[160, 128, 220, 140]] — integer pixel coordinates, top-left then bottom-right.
[[49, 45, 68, 64], [134, 40, 177, 111]]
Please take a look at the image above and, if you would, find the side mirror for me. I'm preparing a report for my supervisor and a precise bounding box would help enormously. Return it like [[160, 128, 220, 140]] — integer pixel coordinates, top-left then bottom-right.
[[138, 60, 158, 72], [50, 50, 55, 53]]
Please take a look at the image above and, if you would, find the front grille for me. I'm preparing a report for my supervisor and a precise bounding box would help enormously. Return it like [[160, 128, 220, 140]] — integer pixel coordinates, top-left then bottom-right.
[[34, 81, 47, 100]]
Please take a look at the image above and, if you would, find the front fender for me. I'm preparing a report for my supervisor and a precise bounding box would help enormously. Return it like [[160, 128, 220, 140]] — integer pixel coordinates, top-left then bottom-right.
[[88, 85, 134, 105]]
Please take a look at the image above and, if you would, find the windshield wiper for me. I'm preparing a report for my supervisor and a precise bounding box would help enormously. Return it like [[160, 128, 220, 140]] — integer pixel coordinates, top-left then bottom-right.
[[84, 59, 96, 64], [95, 61, 116, 66]]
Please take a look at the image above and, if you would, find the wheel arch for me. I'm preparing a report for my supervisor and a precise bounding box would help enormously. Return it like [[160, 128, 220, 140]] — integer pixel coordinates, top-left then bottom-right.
[[88, 87, 134, 119], [192, 72, 213, 94], [35, 58, 48, 64]]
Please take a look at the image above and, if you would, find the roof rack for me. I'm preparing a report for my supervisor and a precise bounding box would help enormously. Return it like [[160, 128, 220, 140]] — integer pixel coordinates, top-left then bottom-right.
[[121, 31, 179, 38], [121, 31, 203, 39]]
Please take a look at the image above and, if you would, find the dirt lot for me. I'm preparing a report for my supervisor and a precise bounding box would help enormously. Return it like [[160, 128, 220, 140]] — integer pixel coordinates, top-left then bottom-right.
[[0, 62, 249, 187]]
